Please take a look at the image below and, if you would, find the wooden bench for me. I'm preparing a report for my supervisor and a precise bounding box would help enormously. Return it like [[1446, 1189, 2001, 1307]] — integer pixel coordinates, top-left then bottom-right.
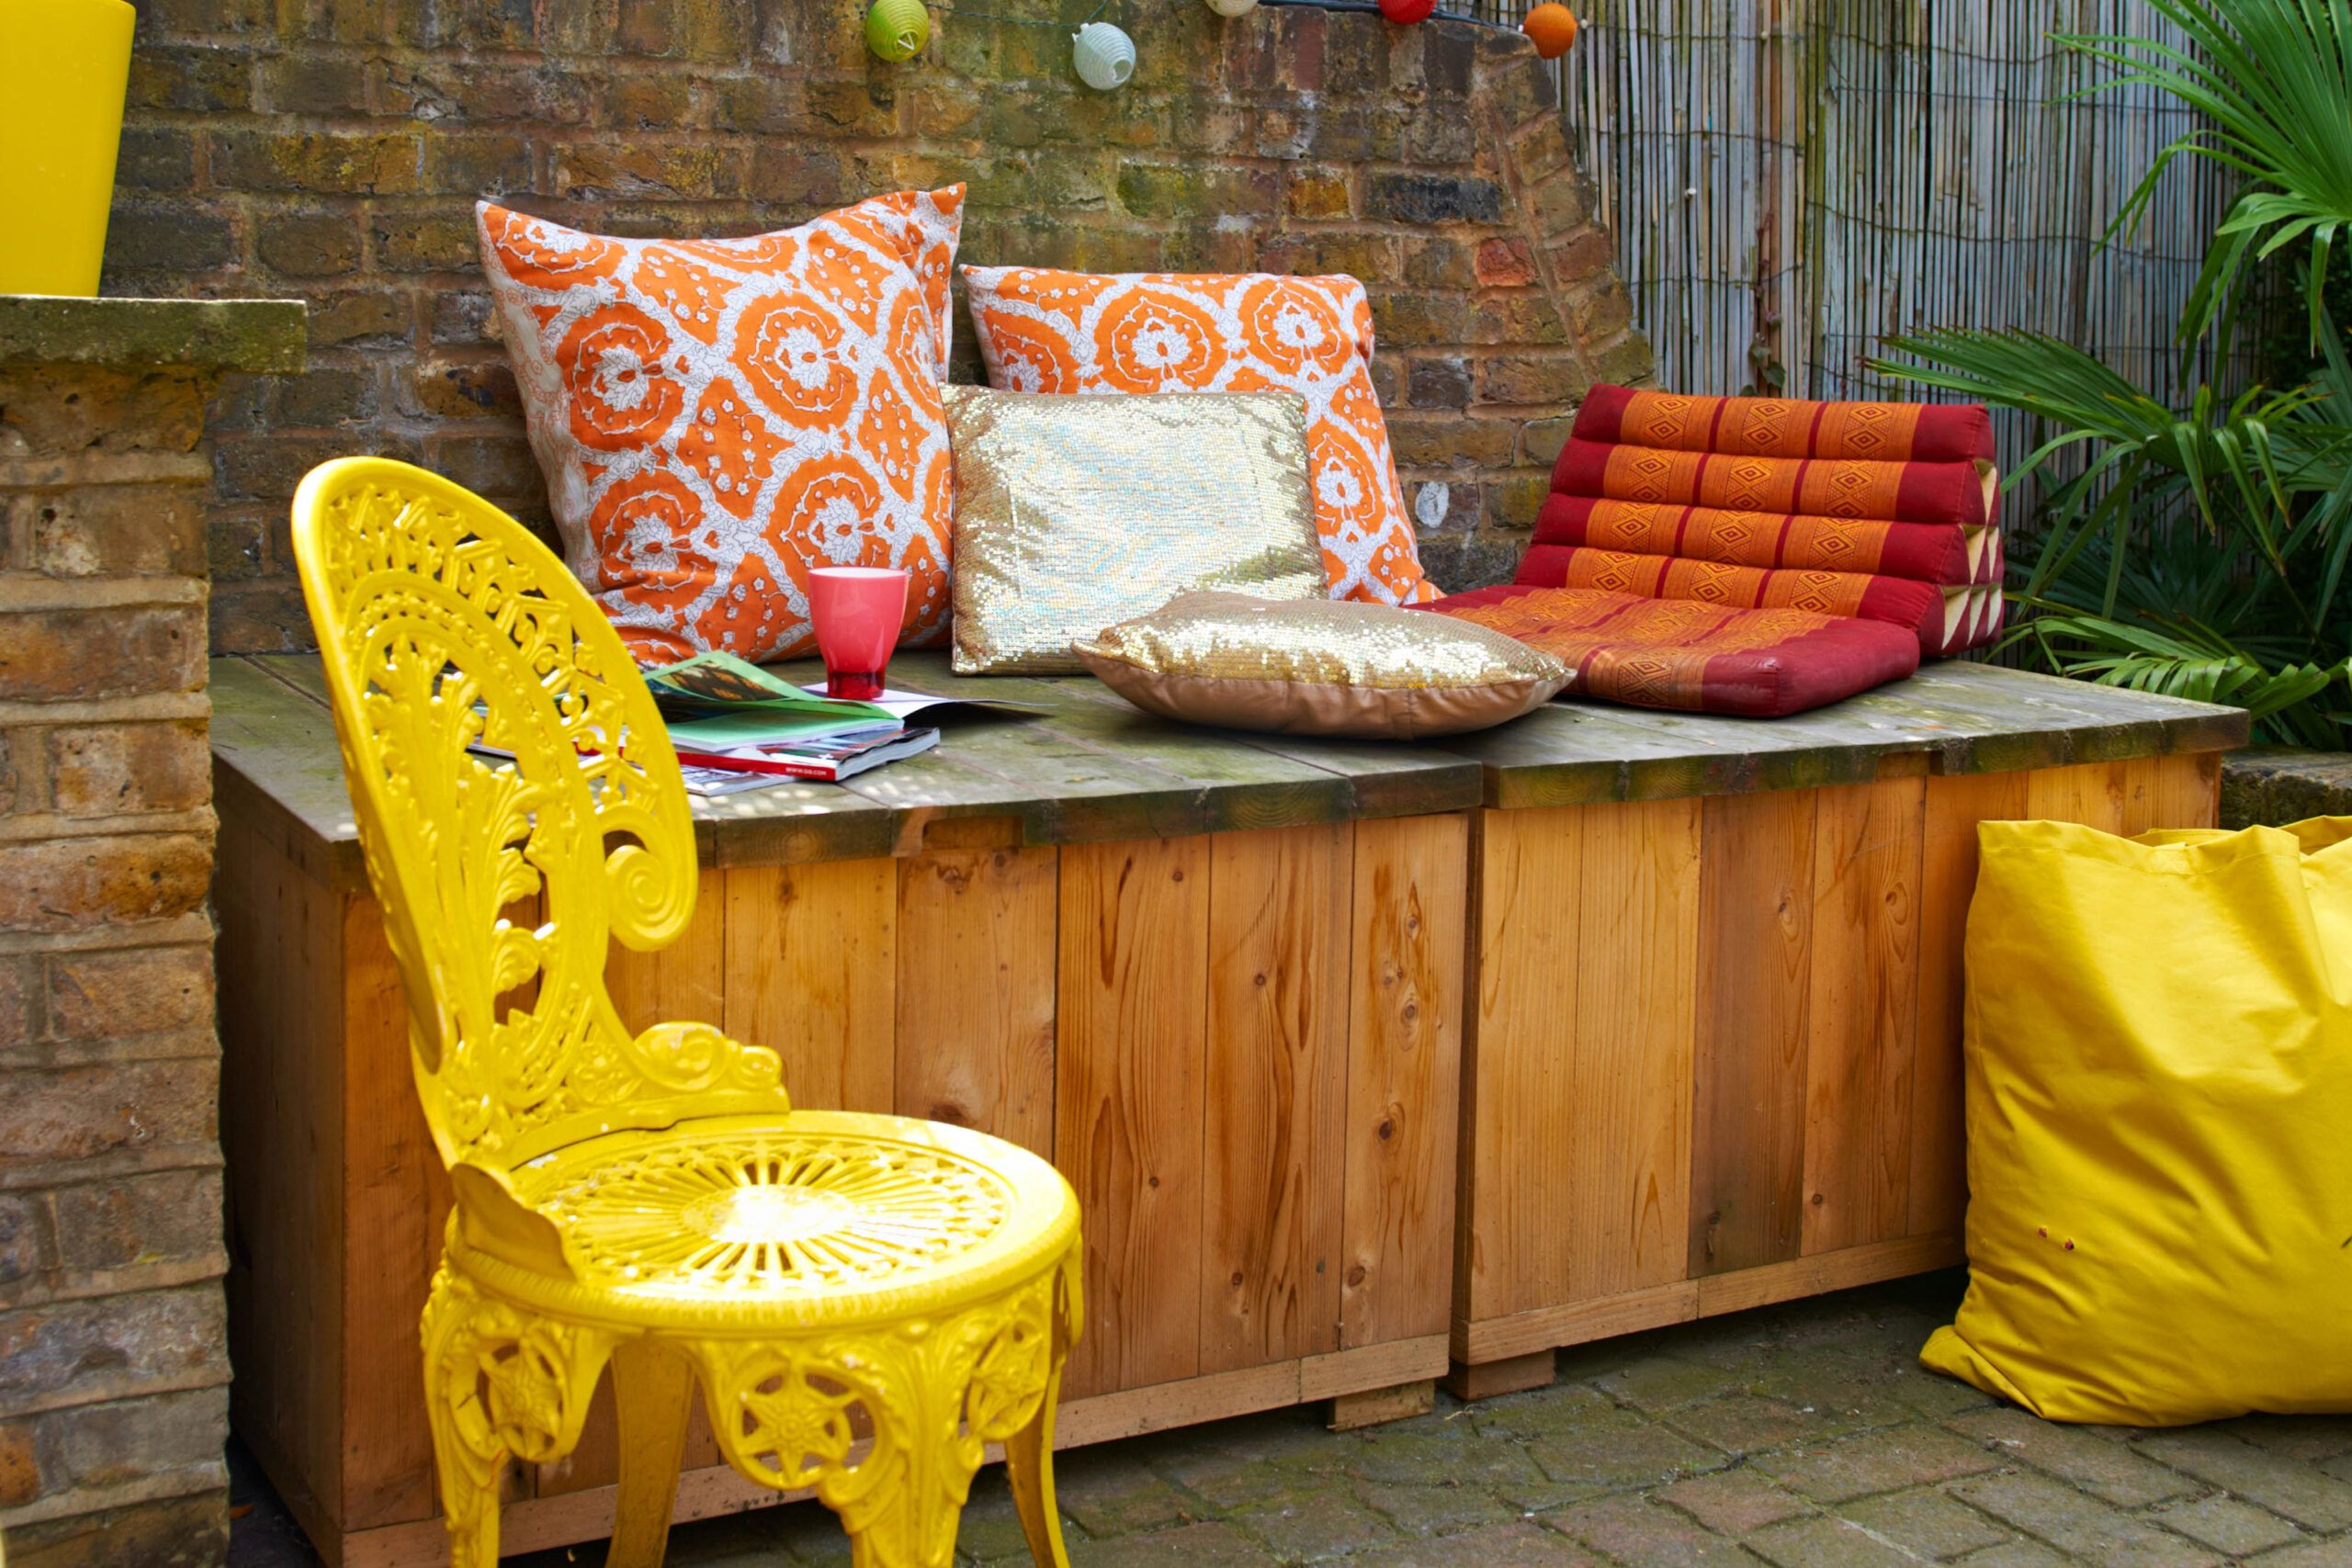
[[209, 650, 2244, 1566]]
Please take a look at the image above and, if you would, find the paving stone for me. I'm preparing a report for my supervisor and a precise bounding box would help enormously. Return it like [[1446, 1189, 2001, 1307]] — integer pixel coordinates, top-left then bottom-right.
[[1949, 1469, 2222, 1568], [1752, 1427, 2001, 1504], [1074, 1520, 1283, 1567], [1525, 1408, 1731, 1498], [1345, 1519, 1603, 1566], [1229, 1487, 1398, 1562], [1148, 1410, 1334, 1509], [1055, 1449, 1202, 1537], [2218, 1416, 2352, 1465], [2231, 1540, 2352, 1566], [1951, 1542, 2071, 1568], [1656, 1468, 1815, 1534], [1553, 1332, 1674, 1384], [2136, 1429, 2352, 1532], [1744, 1515, 1923, 1567], [1469, 1379, 1618, 1443], [953, 1472, 1040, 1561], [1349, 1426, 1548, 1491], [1359, 1479, 1521, 1537], [1947, 1407, 2200, 1508], [1667, 1392, 1855, 1454], [2148, 1493, 2306, 1556], [1542, 1491, 1748, 1565], [1593, 1353, 1750, 1413], [1749, 1348, 1959, 1431], [1839, 1487, 2014, 1559]]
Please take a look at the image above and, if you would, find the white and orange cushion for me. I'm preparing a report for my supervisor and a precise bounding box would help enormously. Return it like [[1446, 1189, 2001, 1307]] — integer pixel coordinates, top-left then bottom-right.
[[961, 266, 1439, 607], [478, 186, 964, 664]]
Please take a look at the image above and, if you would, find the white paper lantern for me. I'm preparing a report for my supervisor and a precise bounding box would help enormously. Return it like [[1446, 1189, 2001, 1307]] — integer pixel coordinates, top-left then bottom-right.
[[1072, 21, 1135, 89], [1205, 0, 1258, 16]]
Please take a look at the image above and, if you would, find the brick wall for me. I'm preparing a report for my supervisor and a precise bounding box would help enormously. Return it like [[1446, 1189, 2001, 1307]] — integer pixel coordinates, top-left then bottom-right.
[[0, 299, 303, 1568], [108, 0, 1654, 653]]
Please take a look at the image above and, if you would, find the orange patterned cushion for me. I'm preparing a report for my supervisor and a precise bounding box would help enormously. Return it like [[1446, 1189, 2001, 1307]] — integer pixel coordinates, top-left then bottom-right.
[[479, 187, 965, 664], [1574, 383, 1995, 463], [962, 266, 1437, 607]]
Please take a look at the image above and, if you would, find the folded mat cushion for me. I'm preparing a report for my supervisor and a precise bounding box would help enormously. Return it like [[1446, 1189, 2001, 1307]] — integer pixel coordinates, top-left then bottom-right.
[[1573, 383, 1994, 464], [1515, 544, 2000, 655], [1536, 495, 1999, 586], [1555, 438, 1995, 531], [1420, 584, 1922, 717]]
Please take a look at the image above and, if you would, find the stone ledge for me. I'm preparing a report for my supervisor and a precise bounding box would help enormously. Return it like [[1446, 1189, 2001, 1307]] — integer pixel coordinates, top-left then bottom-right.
[[0, 296, 305, 374], [2221, 747, 2352, 828]]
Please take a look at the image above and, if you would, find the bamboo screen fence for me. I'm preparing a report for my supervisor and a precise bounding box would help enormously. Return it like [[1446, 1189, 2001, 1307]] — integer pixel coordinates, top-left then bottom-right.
[[1517, 0, 2243, 469]]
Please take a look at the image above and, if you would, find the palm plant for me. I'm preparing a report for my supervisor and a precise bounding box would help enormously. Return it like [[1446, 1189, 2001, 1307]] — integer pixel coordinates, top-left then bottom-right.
[[1874, 0, 2352, 745]]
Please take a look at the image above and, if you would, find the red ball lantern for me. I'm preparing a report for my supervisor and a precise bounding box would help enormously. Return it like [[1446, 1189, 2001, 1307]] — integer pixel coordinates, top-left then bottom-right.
[[1378, 0, 1435, 23]]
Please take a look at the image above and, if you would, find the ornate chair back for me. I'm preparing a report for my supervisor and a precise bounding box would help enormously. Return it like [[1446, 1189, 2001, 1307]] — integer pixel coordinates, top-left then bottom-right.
[[289, 457, 788, 1179]]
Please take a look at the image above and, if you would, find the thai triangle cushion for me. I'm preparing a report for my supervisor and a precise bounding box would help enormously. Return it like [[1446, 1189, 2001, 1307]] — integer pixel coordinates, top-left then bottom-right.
[[478, 186, 964, 665], [962, 265, 1437, 607], [1573, 383, 1995, 463], [1420, 583, 1921, 717]]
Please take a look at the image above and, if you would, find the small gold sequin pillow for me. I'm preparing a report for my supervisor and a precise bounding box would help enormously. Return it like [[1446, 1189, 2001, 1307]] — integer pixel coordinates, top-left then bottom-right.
[[1075, 591, 1570, 739], [944, 385, 1327, 674]]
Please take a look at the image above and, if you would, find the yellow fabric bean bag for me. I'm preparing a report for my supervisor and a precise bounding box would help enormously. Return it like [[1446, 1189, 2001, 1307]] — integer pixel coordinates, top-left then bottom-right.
[[1921, 817, 2352, 1426]]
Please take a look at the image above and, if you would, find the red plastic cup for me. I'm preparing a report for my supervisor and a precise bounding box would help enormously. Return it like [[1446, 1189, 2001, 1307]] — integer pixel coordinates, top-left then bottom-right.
[[808, 567, 910, 701]]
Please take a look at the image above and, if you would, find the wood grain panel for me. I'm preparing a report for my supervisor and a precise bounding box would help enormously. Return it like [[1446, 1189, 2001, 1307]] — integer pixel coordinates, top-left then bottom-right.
[[722, 860, 896, 1113], [2025, 759, 2130, 835], [1056, 836, 1209, 1398], [339, 896, 451, 1529], [1689, 789, 1815, 1276], [1802, 776, 1927, 1256], [1202, 824, 1350, 1372], [605, 869, 727, 1037], [1909, 770, 2030, 1239], [1462, 807, 1580, 1323], [2120, 751, 2222, 835], [894, 845, 1058, 1158], [1568, 797, 1702, 1299], [1341, 813, 1467, 1348]]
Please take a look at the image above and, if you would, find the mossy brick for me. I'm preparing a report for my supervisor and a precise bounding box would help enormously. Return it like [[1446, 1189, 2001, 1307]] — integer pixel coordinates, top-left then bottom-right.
[[424, 432, 544, 497], [125, 45, 252, 112], [1117, 164, 1275, 221], [429, 289, 493, 346], [744, 146, 845, 205], [1319, 17, 1389, 98], [1389, 415, 1516, 468], [1479, 355, 1587, 406], [1948, 1472, 2224, 1567], [1404, 237, 1476, 289], [30, 1386, 225, 1496], [1477, 236, 1539, 287], [0, 608, 204, 705], [255, 211, 363, 278], [805, 78, 899, 136], [1521, 414, 1577, 467], [1476, 294, 1571, 345], [1170, 101, 1253, 157], [2132, 1428, 2352, 1531], [212, 130, 423, 194], [435, 0, 546, 52], [0, 1285, 225, 1408], [13, 487, 205, 580], [1, 1493, 230, 1568], [1261, 232, 1402, 282], [275, 367, 379, 426], [47, 1168, 222, 1279], [606, 72, 700, 130], [46, 722, 212, 819], [113, 129, 196, 192], [401, 358, 521, 421], [0, 1415, 31, 1507], [1284, 168, 1352, 220], [550, 141, 742, 200], [1351, 1520, 1605, 1568], [1592, 333, 1657, 387], [1548, 228, 1620, 288], [209, 579, 313, 656], [1945, 1406, 2197, 1508], [613, 0, 754, 59], [1367, 173, 1505, 226], [215, 429, 383, 499], [309, 290, 411, 347], [1403, 108, 1478, 165], [1482, 471, 1553, 529], [97, 206, 236, 277], [1407, 356, 1472, 410], [256, 53, 368, 115], [1513, 118, 1577, 184], [373, 209, 481, 273], [1486, 51, 1559, 128], [1532, 172, 1593, 237], [1568, 281, 1635, 341], [0, 366, 206, 455], [420, 130, 534, 196], [207, 508, 267, 581], [1368, 292, 1468, 346]]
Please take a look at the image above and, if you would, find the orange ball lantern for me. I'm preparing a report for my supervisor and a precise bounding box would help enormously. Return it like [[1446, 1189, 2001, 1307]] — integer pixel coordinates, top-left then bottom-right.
[[1522, 2, 1577, 57]]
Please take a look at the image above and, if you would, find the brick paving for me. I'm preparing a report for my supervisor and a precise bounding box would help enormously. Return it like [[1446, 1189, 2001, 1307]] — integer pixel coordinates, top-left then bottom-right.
[[227, 1271, 2352, 1566]]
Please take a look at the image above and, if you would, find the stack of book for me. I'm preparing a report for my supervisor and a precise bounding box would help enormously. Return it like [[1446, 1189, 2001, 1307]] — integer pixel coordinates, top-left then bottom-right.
[[643, 651, 942, 793]]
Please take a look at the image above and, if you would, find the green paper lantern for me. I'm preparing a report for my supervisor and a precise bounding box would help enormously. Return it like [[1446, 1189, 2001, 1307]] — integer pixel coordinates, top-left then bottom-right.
[[865, 0, 929, 62]]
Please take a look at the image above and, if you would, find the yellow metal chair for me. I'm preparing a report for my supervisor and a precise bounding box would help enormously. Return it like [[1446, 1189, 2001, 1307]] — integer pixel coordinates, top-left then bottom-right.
[[289, 457, 1082, 1568]]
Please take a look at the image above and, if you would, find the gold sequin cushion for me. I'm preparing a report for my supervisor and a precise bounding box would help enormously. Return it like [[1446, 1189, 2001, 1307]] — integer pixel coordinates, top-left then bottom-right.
[[944, 385, 1326, 674], [1074, 591, 1571, 739]]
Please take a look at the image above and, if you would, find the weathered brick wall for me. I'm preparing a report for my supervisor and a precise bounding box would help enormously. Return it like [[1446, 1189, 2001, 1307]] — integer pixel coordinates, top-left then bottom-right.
[[109, 0, 1653, 653], [0, 299, 303, 1568]]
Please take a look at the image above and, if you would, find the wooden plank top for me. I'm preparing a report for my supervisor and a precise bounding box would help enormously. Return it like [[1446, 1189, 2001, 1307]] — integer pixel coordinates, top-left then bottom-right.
[[210, 650, 2248, 887]]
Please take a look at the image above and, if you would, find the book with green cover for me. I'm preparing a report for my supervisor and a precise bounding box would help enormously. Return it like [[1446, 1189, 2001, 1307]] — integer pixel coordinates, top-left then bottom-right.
[[643, 650, 900, 749]]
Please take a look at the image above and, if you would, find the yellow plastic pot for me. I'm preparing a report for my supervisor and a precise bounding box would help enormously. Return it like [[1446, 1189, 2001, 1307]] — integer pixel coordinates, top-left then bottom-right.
[[0, 0, 137, 297]]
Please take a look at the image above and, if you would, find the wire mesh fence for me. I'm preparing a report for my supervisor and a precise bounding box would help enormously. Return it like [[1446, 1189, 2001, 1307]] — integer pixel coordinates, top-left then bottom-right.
[[1552, 0, 2243, 471]]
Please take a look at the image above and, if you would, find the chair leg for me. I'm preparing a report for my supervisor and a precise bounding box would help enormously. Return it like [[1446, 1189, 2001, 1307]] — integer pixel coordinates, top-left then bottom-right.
[[421, 1273, 509, 1568], [1002, 1360, 1069, 1568], [606, 1337, 696, 1568]]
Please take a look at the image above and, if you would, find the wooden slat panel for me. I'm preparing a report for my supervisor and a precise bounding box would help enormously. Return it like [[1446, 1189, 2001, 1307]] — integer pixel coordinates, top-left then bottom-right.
[[2120, 750, 2222, 835], [1462, 807, 1580, 1323], [722, 860, 896, 1113], [605, 869, 728, 1036], [1690, 789, 1815, 1277], [2024, 759, 2129, 835], [1340, 813, 1466, 1349], [1802, 776, 1928, 1256], [1910, 770, 2030, 1239], [339, 897, 451, 1529], [1056, 836, 1209, 1399], [894, 844, 1058, 1158], [1568, 797, 1701, 1299], [217, 814, 348, 1530], [1201, 824, 1350, 1373]]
